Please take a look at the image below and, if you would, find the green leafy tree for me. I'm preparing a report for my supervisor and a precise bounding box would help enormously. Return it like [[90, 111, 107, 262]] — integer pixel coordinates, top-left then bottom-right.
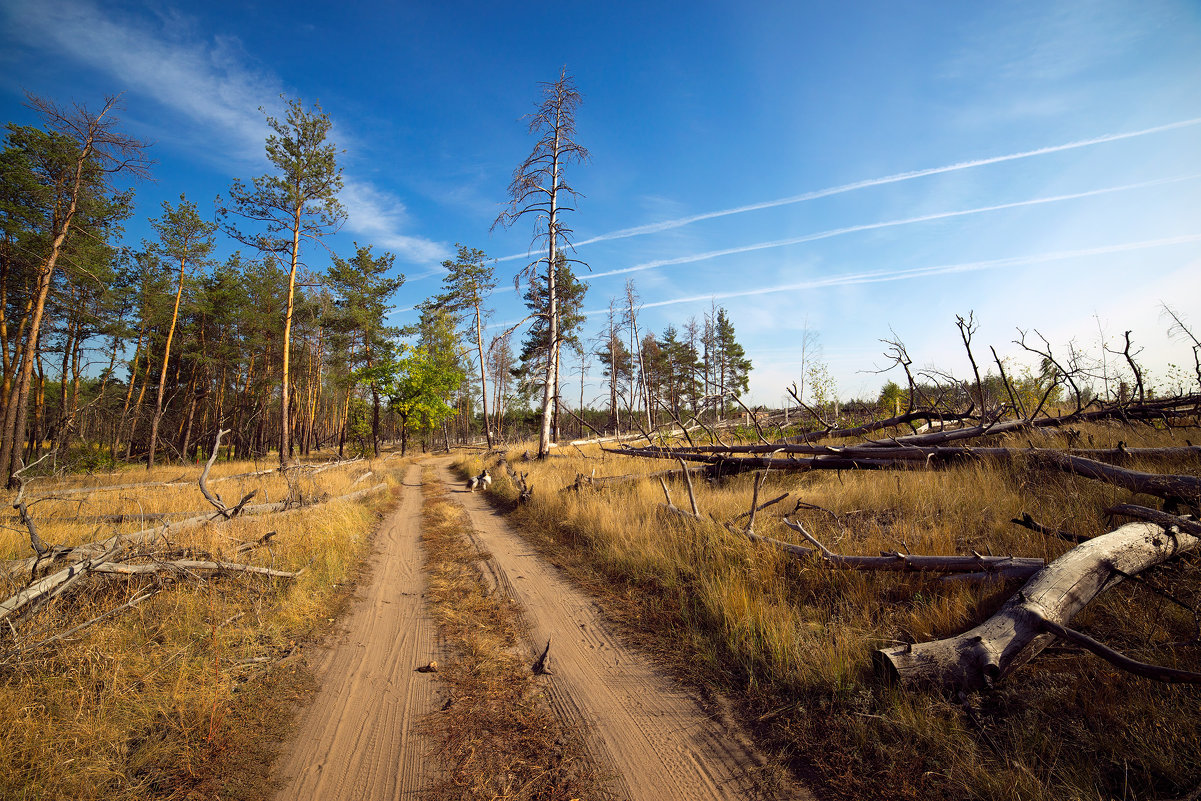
[[387, 307, 463, 455], [218, 97, 345, 467], [878, 380, 906, 415]]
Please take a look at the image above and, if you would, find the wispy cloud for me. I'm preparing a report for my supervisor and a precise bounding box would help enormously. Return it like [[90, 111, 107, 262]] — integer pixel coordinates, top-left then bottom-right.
[[583, 174, 1200, 280], [2, 0, 447, 263], [2, 0, 281, 156], [495, 116, 1201, 263], [611, 233, 1201, 312], [339, 180, 451, 263]]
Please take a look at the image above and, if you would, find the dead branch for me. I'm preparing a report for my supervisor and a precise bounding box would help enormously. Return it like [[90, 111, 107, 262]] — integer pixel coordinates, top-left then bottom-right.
[[235, 531, 278, 554], [199, 429, 257, 519], [732, 492, 790, 524], [677, 457, 700, 516], [5, 587, 162, 661], [779, 519, 1043, 579], [1037, 617, 1201, 684], [875, 521, 1200, 689], [1010, 512, 1089, 544], [1105, 504, 1201, 536], [3, 484, 388, 580]]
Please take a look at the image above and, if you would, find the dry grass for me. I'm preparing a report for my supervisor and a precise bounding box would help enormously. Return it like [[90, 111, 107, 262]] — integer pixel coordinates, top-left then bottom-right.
[[0, 450, 403, 800], [419, 468, 607, 801], [458, 422, 1201, 801]]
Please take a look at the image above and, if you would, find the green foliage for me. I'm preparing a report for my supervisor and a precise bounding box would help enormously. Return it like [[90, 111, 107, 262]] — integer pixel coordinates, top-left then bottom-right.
[[713, 307, 751, 400], [878, 380, 905, 413], [515, 254, 588, 400], [386, 307, 465, 450], [806, 361, 838, 410], [218, 98, 346, 256]]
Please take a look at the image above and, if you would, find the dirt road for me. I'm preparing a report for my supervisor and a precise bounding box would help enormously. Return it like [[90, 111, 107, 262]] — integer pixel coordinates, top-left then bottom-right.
[[436, 459, 810, 801], [273, 458, 808, 801], [273, 463, 443, 800]]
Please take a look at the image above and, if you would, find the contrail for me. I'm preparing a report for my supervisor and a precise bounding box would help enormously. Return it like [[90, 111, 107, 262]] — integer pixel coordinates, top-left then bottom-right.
[[619, 233, 1201, 312], [584, 173, 1200, 280], [495, 116, 1201, 263]]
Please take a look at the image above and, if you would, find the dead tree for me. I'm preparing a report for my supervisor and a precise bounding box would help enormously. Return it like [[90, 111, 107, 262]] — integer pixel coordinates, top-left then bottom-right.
[[492, 68, 589, 459], [875, 519, 1201, 689]]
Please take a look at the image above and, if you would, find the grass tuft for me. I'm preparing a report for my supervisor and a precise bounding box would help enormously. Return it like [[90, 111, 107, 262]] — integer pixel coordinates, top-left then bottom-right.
[[0, 451, 400, 800]]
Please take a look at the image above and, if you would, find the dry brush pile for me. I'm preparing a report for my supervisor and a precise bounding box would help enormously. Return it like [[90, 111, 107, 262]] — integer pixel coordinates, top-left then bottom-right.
[[0, 442, 401, 800]]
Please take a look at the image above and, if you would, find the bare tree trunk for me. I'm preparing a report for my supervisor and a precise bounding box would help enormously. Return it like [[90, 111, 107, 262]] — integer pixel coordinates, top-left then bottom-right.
[[876, 521, 1200, 689], [148, 259, 187, 469], [279, 216, 301, 467], [475, 303, 492, 448]]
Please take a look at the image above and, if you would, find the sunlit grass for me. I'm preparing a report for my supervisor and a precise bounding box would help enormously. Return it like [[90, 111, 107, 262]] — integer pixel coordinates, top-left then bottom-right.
[[0, 450, 404, 801], [458, 421, 1201, 800]]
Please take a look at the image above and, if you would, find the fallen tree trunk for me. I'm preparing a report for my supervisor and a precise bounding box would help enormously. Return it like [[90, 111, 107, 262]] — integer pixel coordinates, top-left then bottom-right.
[[874, 520, 1200, 689], [610, 445, 1201, 507], [641, 441, 1201, 464], [769, 519, 1044, 579], [1, 551, 302, 626]]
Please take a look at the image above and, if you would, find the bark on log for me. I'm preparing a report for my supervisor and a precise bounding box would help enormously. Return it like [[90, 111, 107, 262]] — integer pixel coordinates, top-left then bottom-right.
[[777, 519, 1044, 578], [874, 521, 1200, 690]]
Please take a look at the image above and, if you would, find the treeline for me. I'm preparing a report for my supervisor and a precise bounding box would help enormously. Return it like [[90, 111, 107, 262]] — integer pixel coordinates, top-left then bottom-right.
[[0, 88, 763, 482]]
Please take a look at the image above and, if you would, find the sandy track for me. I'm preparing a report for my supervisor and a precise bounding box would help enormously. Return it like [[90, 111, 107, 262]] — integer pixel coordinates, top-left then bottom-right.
[[437, 459, 811, 801], [273, 463, 443, 800]]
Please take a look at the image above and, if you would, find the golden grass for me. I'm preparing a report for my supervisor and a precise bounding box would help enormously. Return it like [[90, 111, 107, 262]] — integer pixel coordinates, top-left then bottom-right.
[[419, 468, 606, 801], [0, 450, 404, 800], [458, 422, 1201, 801]]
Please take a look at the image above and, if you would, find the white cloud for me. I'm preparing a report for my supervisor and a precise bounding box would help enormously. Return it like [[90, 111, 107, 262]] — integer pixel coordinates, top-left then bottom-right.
[[579, 174, 1200, 283], [339, 180, 451, 264], [618, 233, 1201, 313], [2, 0, 447, 263]]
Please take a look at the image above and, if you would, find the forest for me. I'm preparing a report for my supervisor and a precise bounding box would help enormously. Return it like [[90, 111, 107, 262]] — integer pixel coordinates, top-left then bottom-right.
[[0, 82, 758, 483]]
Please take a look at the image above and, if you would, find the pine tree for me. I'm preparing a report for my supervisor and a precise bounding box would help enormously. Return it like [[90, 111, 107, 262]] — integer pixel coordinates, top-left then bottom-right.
[[714, 307, 751, 410], [431, 245, 496, 446], [218, 97, 345, 467], [514, 253, 587, 438], [326, 244, 403, 456], [145, 194, 215, 468], [0, 96, 148, 484]]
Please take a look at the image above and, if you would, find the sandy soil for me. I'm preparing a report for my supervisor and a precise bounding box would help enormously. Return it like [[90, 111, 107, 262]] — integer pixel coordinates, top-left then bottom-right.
[[272, 463, 444, 800], [437, 459, 813, 801]]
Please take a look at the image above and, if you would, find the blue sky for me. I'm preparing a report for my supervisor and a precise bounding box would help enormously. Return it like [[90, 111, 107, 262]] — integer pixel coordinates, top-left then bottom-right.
[[2, 0, 1199, 406]]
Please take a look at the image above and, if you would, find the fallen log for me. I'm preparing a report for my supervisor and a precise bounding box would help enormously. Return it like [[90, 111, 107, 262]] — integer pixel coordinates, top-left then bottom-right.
[[874, 520, 1201, 689], [782, 410, 978, 443], [1030, 451, 1201, 509], [777, 519, 1044, 579], [1, 552, 302, 627], [610, 445, 1201, 507]]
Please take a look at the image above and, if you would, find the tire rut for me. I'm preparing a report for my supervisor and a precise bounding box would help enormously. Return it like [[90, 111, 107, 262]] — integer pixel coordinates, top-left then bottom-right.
[[273, 463, 445, 800], [436, 458, 811, 801]]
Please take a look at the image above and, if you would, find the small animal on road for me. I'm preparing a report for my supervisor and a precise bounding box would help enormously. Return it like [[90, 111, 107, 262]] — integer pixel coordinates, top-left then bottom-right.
[[467, 468, 491, 492]]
